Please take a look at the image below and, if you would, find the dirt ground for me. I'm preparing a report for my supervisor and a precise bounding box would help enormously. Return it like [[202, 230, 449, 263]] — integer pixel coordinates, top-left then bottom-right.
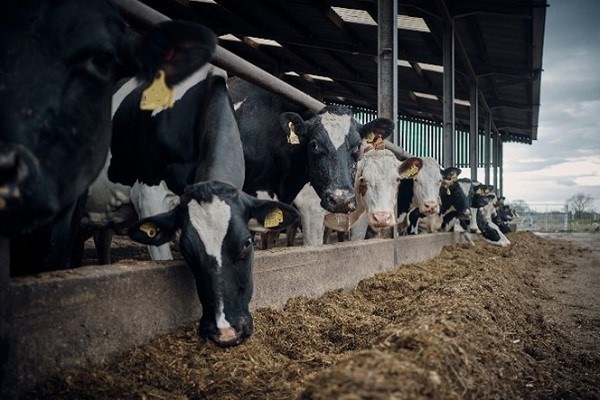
[[26, 231, 600, 399]]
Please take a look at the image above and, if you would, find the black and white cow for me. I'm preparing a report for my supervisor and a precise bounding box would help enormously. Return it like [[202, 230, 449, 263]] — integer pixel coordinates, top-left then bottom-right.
[[229, 78, 395, 214], [479, 192, 511, 246], [129, 181, 297, 346], [0, 0, 217, 274], [438, 168, 471, 225], [397, 157, 444, 235], [292, 147, 403, 245]]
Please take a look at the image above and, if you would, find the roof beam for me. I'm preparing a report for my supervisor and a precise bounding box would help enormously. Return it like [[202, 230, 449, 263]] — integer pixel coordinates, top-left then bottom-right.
[[433, 0, 499, 135]]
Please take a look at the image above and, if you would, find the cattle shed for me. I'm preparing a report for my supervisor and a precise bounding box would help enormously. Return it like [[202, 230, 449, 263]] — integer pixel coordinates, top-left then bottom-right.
[[0, 0, 547, 396], [119, 0, 547, 195]]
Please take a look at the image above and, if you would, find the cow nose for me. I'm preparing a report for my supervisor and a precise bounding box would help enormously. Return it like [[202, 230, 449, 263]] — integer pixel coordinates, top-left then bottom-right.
[[371, 211, 394, 227], [322, 189, 356, 213], [420, 200, 438, 215], [0, 148, 28, 205]]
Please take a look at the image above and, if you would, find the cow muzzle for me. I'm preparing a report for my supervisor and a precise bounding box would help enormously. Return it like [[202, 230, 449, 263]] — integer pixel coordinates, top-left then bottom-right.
[[0, 144, 35, 210], [321, 188, 356, 213], [419, 200, 439, 215], [369, 211, 395, 228], [199, 316, 253, 348]]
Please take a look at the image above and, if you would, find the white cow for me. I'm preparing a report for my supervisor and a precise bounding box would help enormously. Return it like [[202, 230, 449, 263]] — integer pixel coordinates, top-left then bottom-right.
[[293, 149, 417, 244]]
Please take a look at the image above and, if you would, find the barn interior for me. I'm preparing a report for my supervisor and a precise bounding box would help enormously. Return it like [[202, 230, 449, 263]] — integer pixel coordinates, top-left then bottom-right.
[[0, 0, 549, 396], [117, 0, 547, 195]]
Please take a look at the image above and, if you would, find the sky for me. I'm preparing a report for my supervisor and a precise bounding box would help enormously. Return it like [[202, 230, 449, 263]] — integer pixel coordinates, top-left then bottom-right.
[[501, 0, 600, 210]]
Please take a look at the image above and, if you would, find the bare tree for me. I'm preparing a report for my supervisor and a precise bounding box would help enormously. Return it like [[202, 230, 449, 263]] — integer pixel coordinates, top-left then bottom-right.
[[567, 193, 595, 219], [509, 199, 531, 216]]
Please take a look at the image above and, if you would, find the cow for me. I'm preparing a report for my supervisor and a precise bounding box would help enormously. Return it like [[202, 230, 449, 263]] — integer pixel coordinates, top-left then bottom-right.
[[105, 31, 282, 346], [397, 157, 443, 235], [437, 167, 474, 244], [129, 180, 297, 346], [1, 0, 218, 274], [478, 192, 511, 246], [456, 178, 494, 234], [456, 179, 510, 246], [228, 77, 395, 215]]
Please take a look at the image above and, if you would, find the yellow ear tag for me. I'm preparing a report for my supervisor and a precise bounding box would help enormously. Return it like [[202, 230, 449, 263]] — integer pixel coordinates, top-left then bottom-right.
[[404, 164, 420, 179], [287, 121, 300, 145], [140, 70, 174, 111], [264, 208, 284, 229], [140, 222, 158, 238]]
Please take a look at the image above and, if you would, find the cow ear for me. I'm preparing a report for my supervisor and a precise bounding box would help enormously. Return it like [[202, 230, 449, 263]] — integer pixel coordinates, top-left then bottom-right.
[[399, 157, 423, 179], [246, 197, 299, 232], [359, 118, 395, 140], [128, 208, 181, 246], [119, 21, 216, 86], [279, 112, 308, 146], [441, 167, 462, 182]]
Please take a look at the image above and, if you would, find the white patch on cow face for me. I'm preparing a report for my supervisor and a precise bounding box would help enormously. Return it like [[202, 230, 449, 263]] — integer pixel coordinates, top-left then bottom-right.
[[187, 197, 233, 330], [412, 158, 442, 213], [233, 97, 247, 111], [187, 197, 231, 267], [320, 112, 351, 150], [151, 64, 212, 117], [216, 302, 232, 329], [112, 78, 140, 118], [357, 150, 401, 221]]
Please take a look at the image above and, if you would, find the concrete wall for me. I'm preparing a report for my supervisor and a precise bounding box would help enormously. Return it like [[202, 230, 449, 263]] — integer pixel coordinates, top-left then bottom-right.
[[1, 233, 460, 396]]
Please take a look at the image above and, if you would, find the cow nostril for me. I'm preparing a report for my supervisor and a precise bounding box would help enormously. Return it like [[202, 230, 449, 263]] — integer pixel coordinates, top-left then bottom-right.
[[0, 151, 27, 188]]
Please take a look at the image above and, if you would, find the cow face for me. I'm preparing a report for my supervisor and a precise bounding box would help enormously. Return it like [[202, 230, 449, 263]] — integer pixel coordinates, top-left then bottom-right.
[[400, 157, 442, 215], [356, 150, 402, 229], [0, 0, 216, 236], [440, 168, 470, 221], [128, 181, 297, 347], [280, 106, 393, 214]]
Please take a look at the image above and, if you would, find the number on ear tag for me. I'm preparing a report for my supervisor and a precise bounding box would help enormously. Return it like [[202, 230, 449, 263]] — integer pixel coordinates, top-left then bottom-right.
[[404, 164, 420, 179], [140, 70, 174, 111], [287, 121, 300, 145], [264, 208, 284, 228]]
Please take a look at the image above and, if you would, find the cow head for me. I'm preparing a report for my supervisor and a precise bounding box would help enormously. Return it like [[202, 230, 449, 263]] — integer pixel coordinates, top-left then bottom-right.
[[128, 181, 297, 347], [279, 106, 394, 213], [356, 149, 402, 229], [400, 157, 442, 215], [440, 167, 470, 220], [0, 0, 216, 236]]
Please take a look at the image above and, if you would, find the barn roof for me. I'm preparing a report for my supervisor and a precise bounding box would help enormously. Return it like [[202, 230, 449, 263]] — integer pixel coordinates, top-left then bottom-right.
[[133, 0, 547, 144]]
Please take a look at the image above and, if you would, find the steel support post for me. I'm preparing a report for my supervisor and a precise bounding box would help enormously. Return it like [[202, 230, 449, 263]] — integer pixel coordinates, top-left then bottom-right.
[[442, 18, 455, 167], [378, 0, 398, 144], [469, 79, 479, 181], [498, 139, 504, 196], [0, 237, 9, 395], [493, 132, 499, 191], [484, 111, 491, 185]]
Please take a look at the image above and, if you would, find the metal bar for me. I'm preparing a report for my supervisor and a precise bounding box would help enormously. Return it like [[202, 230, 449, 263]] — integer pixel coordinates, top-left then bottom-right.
[[484, 111, 491, 185], [112, 0, 325, 113], [112, 0, 406, 153], [469, 79, 479, 180], [498, 138, 504, 197], [0, 237, 9, 393], [377, 0, 398, 143], [442, 17, 455, 167], [493, 132, 499, 191]]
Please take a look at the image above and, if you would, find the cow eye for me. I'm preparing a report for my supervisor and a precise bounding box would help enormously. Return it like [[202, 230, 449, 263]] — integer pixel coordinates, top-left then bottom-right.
[[309, 140, 321, 153], [239, 236, 254, 259], [72, 50, 115, 81]]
